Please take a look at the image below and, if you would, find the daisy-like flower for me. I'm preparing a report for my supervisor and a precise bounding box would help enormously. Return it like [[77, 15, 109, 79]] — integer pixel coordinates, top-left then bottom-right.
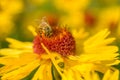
[[0, 17, 119, 80]]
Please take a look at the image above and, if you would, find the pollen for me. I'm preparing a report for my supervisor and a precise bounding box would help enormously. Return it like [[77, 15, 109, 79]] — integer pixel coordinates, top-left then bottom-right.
[[33, 27, 76, 56]]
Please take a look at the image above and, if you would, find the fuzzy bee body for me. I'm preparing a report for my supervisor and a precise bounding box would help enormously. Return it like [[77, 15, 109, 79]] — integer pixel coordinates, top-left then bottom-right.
[[37, 17, 53, 37]]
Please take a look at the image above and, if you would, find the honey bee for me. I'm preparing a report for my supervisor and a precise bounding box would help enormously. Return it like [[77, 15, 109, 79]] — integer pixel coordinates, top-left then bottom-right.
[[37, 17, 53, 37]]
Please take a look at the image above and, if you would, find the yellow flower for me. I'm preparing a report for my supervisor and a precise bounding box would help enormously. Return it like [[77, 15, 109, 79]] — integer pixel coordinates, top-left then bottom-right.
[[94, 6, 120, 32], [0, 17, 119, 80], [72, 68, 119, 80], [102, 69, 119, 80], [60, 12, 85, 28], [0, 0, 23, 39], [0, 13, 13, 39], [53, 0, 89, 12], [1, 0, 23, 15], [53, 0, 90, 28]]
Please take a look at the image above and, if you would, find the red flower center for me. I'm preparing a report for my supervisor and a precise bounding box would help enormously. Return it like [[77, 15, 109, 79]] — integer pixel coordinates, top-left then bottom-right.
[[33, 17, 76, 56]]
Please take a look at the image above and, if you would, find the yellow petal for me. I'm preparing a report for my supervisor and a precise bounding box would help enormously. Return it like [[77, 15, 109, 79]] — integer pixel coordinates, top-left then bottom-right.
[[64, 69, 74, 80], [84, 29, 116, 53], [0, 49, 21, 57], [84, 29, 110, 47], [32, 62, 52, 80], [0, 52, 38, 74], [103, 69, 112, 80], [110, 69, 119, 80], [43, 62, 52, 80], [69, 50, 118, 63], [41, 43, 66, 80], [32, 64, 46, 80], [103, 69, 119, 80], [84, 46, 118, 54], [0, 48, 33, 58], [84, 71, 92, 80], [6, 38, 33, 49], [71, 63, 94, 75], [72, 70, 84, 80], [78, 53, 118, 62], [92, 71, 100, 80], [72, 28, 89, 39], [107, 60, 120, 66], [28, 25, 37, 36], [1, 59, 40, 80]]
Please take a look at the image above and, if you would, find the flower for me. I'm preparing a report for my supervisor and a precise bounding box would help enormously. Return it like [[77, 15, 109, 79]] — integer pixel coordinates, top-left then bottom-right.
[[0, 0, 23, 39], [0, 17, 119, 80], [102, 69, 119, 80], [53, 0, 90, 28], [90, 6, 120, 34], [53, 0, 89, 12], [33, 17, 75, 56], [70, 68, 119, 80]]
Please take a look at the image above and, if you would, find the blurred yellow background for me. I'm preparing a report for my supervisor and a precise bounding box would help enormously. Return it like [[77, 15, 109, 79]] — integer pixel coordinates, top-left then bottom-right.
[[0, 0, 120, 48], [0, 0, 120, 79]]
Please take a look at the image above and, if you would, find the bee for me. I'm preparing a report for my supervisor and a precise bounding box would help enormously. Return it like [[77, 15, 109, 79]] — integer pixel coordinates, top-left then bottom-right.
[[37, 17, 53, 37]]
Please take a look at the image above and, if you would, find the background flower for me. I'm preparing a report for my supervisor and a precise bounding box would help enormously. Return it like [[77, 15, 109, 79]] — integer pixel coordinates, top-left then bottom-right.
[[0, 0, 23, 40]]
